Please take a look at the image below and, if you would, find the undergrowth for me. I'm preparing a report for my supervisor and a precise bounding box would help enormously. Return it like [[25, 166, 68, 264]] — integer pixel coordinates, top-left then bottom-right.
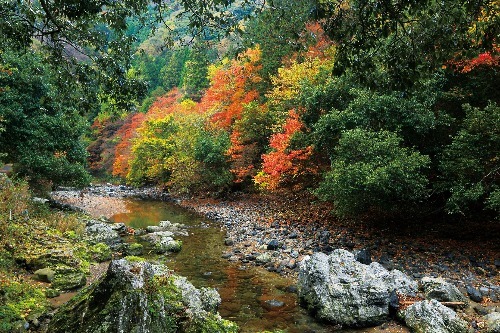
[[0, 175, 107, 331]]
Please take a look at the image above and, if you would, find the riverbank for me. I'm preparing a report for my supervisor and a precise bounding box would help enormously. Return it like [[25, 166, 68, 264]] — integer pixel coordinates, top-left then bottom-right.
[[51, 185, 500, 328], [176, 193, 499, 295]]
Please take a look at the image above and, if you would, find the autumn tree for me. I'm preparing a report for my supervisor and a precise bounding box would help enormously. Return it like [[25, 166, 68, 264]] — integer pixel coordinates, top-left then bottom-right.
[[112, 113, 146, 178], [255, 110, 315, 190], [201, 47, 262, 129], [227, 102, 273, 184]]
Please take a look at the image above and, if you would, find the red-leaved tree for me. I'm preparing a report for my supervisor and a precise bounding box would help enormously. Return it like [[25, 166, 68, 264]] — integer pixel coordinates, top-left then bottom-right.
[[255, 109, 316, 190]]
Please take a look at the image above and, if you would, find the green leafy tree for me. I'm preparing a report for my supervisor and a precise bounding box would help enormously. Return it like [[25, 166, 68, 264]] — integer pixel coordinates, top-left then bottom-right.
[[0, 50, 90, 188], [160, 48, 190, 90], [242, 0, 317, 90], [193, 129, 233, 192], [316, 129, 430, 218], [439, 103, 500, 216], [319, 0, 498, 91], [312, 88, 437, 156], [181, 46, 210, 101]]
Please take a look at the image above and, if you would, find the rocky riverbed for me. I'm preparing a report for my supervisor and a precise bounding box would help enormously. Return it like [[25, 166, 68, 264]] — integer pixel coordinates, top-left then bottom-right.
[[51, 184, 500, 331]]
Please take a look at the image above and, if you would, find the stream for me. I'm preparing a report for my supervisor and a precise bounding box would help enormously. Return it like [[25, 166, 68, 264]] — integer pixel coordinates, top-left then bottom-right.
[[110, 199, 332, 333], [107, 198, 400, 333]]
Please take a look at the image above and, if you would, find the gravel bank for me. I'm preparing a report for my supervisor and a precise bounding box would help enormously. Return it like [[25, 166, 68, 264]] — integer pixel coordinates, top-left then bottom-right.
[[176, 193, 500, 306]]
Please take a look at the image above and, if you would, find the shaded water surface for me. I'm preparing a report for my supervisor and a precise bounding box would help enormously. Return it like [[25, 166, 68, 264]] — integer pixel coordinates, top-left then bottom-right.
[[110, 199, 396, 333]]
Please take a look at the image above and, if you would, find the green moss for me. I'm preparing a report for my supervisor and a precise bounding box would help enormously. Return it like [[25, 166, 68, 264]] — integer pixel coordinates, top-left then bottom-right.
[[124, 255, 146, 262], [64, 230, 78, 240], [155, 240, 182, 253], [51, 265, 86, 290], [0, 280, 49, 333], [185, 314, 239, 333], [126, 242, 144, 256], [44, 288, 61, 298], [0, 249, 14, 270], [89, 243, 112, 262]]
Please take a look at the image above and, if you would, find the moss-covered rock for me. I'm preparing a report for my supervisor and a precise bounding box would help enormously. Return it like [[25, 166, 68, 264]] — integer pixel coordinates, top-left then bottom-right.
[[155, 239, 182, 253], [51, 265, 86, 290], [33, 268, 55, 283], [84, 220, 122, 249], [48, 258, 237, 333], [44, 288, 60, 298], [125, 242, 144, 256], [141, 232, 183, 254], [19, 248, 82, 271], [88, 243, 112, 262]]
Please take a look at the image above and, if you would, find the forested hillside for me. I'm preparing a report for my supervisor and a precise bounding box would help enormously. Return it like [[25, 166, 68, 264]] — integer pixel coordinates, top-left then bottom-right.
[[1, 0, 499, 222], [1, 1, 499, 332]]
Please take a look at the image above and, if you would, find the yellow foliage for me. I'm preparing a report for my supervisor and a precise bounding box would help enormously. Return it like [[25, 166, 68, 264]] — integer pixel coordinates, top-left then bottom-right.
[[266, 46, 335, 108]]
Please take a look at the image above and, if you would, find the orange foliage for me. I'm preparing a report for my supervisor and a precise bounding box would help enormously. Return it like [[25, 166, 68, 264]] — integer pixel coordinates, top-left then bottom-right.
[[147, 88, 184, 118], [112, 113, 146, 178], [255, 110, 315, 190], [87, 116, 126, 173], [199, 47, 262, 129], [448, 46, 500, 73], [303, 22, 334, 60]]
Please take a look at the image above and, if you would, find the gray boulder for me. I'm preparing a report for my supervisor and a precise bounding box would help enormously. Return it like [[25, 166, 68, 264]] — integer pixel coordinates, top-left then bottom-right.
[[145, 220, 189, 236], [141, 231, 182, 253], [298, 249, 417, 327], [84, 220, 122, 248], [402, 299, 470, 333], [421, 277, 468, 304], [48, 258, 237, 333], [484, 312, 500, 333]]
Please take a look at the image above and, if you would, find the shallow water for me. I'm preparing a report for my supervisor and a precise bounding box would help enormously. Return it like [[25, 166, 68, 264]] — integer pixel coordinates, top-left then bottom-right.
[[110, 199, 405, 333]]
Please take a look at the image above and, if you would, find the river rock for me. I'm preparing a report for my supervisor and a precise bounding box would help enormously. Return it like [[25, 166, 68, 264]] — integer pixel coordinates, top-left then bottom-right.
[[267, 239, 279, 250], [466, 284, 483, 302], [146, 220, 188, 236], [421, 277, 468, 304], [47, 258, 238, 333], [256, 253, 272, 264], [298, 249, 417, 327], [111, 222, 127, 236], [401, 299, 469, 333], [141, 231, 182, 253], [84, 220, 122, 248], [355, 248, 372, 265], [484, 312, 500, 333], [264, 299, 285, 309]]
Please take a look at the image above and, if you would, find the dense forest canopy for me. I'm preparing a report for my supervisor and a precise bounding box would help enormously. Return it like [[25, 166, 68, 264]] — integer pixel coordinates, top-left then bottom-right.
[[1, 0, 498, 221]]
